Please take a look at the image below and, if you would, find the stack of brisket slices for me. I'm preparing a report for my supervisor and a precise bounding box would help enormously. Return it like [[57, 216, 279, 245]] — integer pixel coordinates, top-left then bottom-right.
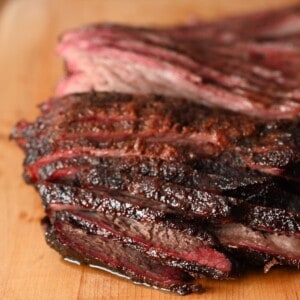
[[12, 5, 300, 295]]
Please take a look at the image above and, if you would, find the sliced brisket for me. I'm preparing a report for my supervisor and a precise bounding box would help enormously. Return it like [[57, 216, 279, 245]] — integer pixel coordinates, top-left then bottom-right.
[[12, 93, 300, 179], [39, 183, 234, 278], [44, 217, 203, 295], [11, 6, 300, 295]]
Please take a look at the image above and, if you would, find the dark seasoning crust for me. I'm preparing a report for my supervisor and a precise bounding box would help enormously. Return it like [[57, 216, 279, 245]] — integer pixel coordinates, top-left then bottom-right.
[[11, 5, 300, 296]]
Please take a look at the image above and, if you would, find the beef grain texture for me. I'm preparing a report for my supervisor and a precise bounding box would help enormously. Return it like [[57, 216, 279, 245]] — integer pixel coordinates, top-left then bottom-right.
[[44, 217, 203, 295], [56, 6, 300, 119]]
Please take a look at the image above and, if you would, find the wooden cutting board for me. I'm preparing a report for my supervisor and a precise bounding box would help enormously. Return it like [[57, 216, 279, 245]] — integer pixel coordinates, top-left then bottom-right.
[[0, 0, 299, 299]]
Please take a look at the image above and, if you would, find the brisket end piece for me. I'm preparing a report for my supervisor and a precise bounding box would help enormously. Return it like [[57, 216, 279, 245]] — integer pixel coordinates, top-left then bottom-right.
[[44, 217, 203, 295]]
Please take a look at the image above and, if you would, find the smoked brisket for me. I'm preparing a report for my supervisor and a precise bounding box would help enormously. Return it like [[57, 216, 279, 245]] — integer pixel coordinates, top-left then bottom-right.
[[11, 6, 300, 295]]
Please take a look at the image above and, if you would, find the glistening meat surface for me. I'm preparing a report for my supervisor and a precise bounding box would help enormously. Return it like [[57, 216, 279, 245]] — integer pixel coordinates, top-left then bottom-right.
[[51, 209, 233, 277], [44, 218, 203, 295]]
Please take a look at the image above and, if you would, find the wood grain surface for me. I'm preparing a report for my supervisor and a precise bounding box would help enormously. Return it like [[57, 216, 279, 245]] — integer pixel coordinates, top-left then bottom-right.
[[0, 0, 299, 299]]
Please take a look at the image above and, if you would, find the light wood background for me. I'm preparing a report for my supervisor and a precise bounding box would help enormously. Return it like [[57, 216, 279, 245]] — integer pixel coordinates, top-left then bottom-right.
[[0, 0, 299, 299]]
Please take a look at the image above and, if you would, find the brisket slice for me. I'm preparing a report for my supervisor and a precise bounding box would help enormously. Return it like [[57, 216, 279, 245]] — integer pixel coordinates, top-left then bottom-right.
[[70, 166, 300, 233], [12, 92, 257, 151], [38, 182, 180, 222], [39, 183, 234, 278], [26, 155, 275, 197], [126, 179, 300, 236], [213, 223, 300, 269], [40, 163, 299, 236], [62, 23, 300, 96], [36, 162, 234, 221], [44, 218, 203, 295], [35, 153, 300, 236], [39, 182, 300, 273], [20, 137, 300, 181], [56, 18, 300, 118], [11, 93, 300, 179], [33, 152, 300, 230], [32, 152, 295, 207], [56, 210, 233, 277], [88, 167, 300, 235]]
